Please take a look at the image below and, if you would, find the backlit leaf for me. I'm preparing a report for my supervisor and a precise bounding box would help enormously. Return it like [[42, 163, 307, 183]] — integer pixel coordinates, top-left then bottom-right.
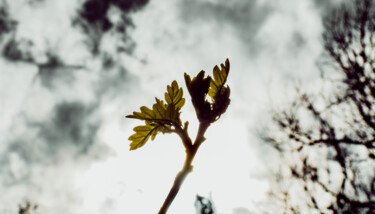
[[128, 123, 169, 150], [153, 98, 167, 119], [128, 125, 155, 150], [126, 106, 154, 120], [208, 58, 230, 100], [165, 103, 178, 122], [184, 59, 230, 123], [126, 80, 186, 150], [165, 80, 185, 109]]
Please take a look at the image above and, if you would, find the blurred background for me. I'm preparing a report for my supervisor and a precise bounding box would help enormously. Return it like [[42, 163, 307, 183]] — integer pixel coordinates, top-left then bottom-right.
[[0, 0, 361, 213]]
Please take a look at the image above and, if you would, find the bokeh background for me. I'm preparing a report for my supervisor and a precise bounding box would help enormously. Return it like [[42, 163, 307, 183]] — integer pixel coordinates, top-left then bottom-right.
[[0, 0, 342, 213]]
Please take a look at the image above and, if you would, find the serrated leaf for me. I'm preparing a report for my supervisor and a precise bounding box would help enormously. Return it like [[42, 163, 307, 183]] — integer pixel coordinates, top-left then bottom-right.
[[208, 58, 230, 100], [128, 123, 173, 150], [184, 59, 230, 123], [127, 101, 168, 122], [165, 80, 185, 109], [126, 106, 154, 120], [127, 81, 185, 125], [153, 98, 167, 119], [165, 103, 178, 121], [126, 80, 187, 150], [128, 125, 156, 150]]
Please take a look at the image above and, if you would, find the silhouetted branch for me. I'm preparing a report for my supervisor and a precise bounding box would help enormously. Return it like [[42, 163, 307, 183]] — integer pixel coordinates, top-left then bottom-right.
[[264, 0, 375, 212]]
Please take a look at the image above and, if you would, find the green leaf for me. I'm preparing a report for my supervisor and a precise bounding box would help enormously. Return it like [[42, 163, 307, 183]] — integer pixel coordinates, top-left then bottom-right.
[[126, 100, 166, 122], [165, 103, 178, 121], [126, 100, 181, 125], [128, 123, 169, 150], [126, 80, 187, 150], [127, 81, 185, 125], [165, 80, 185, 109], [153, 98, 167, 119], [208, 58, 230, 100], [126, 106, 155, 120], [128, 125, 154, 150]]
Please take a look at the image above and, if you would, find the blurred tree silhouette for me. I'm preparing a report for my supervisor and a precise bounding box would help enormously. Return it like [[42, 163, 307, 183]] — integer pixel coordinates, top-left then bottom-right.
[[263, 0, 375, 213], [195, 194, 215, 214], [18, 201, 38, 214]]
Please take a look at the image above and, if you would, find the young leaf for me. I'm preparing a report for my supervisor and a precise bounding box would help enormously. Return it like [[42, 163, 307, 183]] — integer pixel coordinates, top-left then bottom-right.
[[128, 125, 155, 150], [184, 59, 230, 123], [126, 80, 186, 150], [208, 58, 230, 100], [165, 80, 185, 109], [126, 106, 157, 121], [153, 98, 167, 119], [165, 103, 178, 122], [184, 71, 211, 121], [128, 123, 169, 150], [208, 59, 231, 121]]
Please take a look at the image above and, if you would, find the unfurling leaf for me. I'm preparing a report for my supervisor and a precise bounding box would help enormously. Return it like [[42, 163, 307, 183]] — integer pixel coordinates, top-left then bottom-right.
[[208, 58, 230, 100], [210, 58, 230, 121], [126, 83, 184, 125], [126, 106, 155, 120], [128, 123, 170, 150], [165, 80, 185, 109], [153, 98, 167, 119], [126, 81, 186, 150], [128, 125, 155, 150], [184, 58, 231, 123], [184, 71, 211, 121]]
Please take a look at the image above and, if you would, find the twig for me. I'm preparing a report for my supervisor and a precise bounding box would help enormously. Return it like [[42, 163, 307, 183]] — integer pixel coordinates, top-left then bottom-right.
[[158, 122, 210, 214]]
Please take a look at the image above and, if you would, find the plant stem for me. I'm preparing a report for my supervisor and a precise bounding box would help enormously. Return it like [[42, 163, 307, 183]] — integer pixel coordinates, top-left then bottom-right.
[[158, 153, 194, 214], [158, 122, 210, 214]]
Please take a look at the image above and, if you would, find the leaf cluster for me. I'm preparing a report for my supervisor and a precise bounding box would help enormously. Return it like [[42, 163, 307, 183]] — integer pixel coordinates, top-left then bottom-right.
[[126, 59, 230, 150], [126, 80, 186, 150], [185, 58, 230, 123]]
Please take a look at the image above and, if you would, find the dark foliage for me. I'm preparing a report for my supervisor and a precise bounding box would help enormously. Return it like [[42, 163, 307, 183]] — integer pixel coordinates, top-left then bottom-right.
[[184, 59, 230, 123], [185, 71, 212, 122], [264, 0, 375, 213]]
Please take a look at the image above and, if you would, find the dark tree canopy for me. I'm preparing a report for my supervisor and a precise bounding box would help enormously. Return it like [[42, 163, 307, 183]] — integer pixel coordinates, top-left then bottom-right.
[[264, 0, 375, 213]]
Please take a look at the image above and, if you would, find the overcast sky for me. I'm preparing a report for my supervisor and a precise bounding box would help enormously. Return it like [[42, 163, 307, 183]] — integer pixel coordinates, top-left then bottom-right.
[[0, 0, 341, 213]]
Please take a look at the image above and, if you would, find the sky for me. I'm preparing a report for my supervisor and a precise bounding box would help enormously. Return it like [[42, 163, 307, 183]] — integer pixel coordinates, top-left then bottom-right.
[[0, 0, 341, 213]]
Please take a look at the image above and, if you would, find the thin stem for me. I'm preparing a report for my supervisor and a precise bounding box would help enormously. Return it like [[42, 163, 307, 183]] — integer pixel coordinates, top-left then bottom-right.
[[158, 153, 194, 214], [158, 122, 210, 214]]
